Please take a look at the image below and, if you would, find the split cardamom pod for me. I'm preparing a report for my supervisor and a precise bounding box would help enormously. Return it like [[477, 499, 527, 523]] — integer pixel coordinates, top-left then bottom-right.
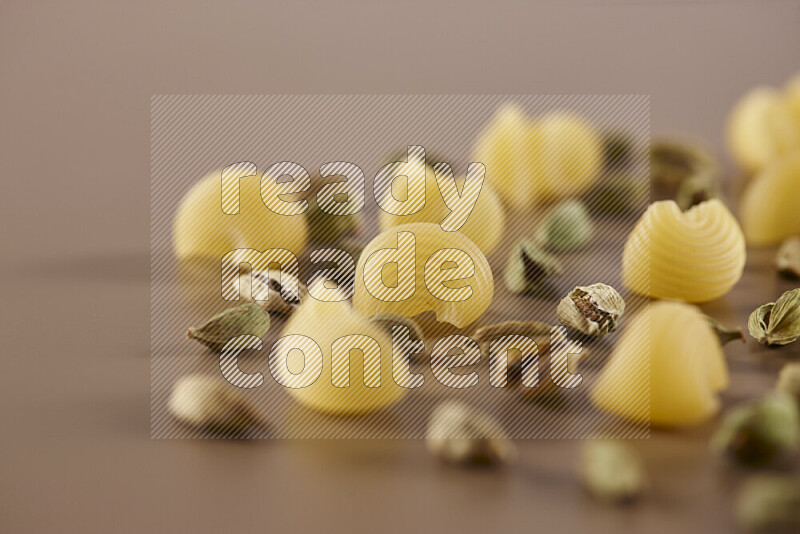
[[503, 240, 563, 295], [187, 302, 270, 352], [579, 441, 646, 504], [556, 283, 625, 338], [706, 316, 745, 346], [168, 374, 264, 437], [675, 173, 720, 211], [426, 401, 517, 467], [536, 200, 593, 250], [226, 269, 303, 315], [601, 131, 636, 171], [650, 140, 718, 188], [748, 288, 800, 346], [736, 475, 800, 533], [710, 393, 800, 468], [586, 174, 648, 216], [776, 363, 800, 406], [775, 236, 800, 279]]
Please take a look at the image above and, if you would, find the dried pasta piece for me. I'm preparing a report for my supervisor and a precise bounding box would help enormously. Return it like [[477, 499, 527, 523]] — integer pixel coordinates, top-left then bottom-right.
[[740, 151, 800, 245], [378, 165, 505, 255], [473, 105, 603, 209], [353, 223, 494, 328], [173, 169, 308, 259], [276, 290, 408, 415], [622, 199, 746, 303], [591, 301, 729, 427]]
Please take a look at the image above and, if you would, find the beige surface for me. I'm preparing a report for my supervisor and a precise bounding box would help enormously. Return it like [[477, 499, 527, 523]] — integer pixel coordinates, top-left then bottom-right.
[[2, 1, 800, 533]]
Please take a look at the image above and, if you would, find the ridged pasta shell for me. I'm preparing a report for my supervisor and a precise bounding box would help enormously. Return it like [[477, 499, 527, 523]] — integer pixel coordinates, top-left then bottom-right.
[[353, 223, 494, 328], [740, 151, 800, 245], [622, 199, 746, 303], [591, 301, 728, 427], [278, 293, 407, 415]]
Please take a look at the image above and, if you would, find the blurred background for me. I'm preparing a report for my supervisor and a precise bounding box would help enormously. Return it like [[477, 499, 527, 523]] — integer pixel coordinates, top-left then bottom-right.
[[1, 1, 799, 533]]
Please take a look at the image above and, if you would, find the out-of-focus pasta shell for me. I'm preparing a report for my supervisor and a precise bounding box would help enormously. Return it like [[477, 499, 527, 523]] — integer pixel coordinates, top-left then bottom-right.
[[740, 151, 800, 245], [378, 168, 505, 256], [591, 301, 728, 427], [622, 200, 746, 303], [353, 223, 494, 328]]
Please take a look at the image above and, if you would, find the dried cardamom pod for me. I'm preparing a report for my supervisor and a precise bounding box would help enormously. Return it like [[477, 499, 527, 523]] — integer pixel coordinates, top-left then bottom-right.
[[226, 269, 303, 315], [748, 288, 800, 346], [706, 316, 746, 346], [586, 174, 648, 216], [473, 320, 552, 383], [675, 174, 720, 211], [650, 140, 718, 188], [579, 441, 646, 504], [776, 363, 800, 405], [187, 302, 270, 352], [426, 401, 517, 467], [168, 374, 265, 437], [536, 200, 593, 250], [710, 393, 800, 468], [503, 240, 563, 295], [736, 475, 800, 533], [775, 236, 800, 279], [557, 284, 625, 338], [305, 177, 362, 244], [601, 131, 637, 170]]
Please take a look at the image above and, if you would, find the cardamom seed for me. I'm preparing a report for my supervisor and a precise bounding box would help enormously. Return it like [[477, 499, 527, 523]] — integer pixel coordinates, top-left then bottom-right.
[[503, 240, 563, 295], [776, 363, 800, 406], [226, 269, 303, 315], [706, 316, 745, 346], [556, 283, 625, 338], [710, 393, 800, 468], [748, 288, 800, 346], [736, 475, 800, 533], [536, 200, 593, 250], [168, 374, 264, 438], [187, 302, 270, 352], [579, 441, 646, 504], [775, 236, 800, 279], [426, 401, 516, 467]]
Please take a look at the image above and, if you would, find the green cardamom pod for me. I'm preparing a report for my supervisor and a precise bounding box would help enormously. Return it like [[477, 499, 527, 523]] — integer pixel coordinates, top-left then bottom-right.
[[650, 140, 718, 188], [579, 441, 646, 504], [426, 401, 517, 467], [600, 131, 637, 171], [187, 302, 270, 352], [748, 288, 800, 346], [503, 240, 563, 295], [775, 236, 800, 279], [168, 374, 265, 438], [557, 283, 625, 338], [536, 200, 593, 250], [710, 393, 800, 468], [675, 173, 720, 211], [706, 316, 745, 346], [736, 475, 800, 533], [586, 174, 648, 216]]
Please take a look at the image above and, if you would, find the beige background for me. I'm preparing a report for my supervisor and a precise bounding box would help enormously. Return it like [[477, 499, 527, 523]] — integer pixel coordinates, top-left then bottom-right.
[[2, 1, 800, 533]]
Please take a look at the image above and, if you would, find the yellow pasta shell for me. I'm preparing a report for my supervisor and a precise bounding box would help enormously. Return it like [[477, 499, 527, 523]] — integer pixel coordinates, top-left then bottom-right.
[[591, 301, 728, 427], [378, 168, 505, 256], [173, 171, 308, 259], [622, 199, 746, 303], [279, 296, 407, 415], [740, 151, 800, 245], [353, 223, 494, 328], [473, 105, 603, 209]]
